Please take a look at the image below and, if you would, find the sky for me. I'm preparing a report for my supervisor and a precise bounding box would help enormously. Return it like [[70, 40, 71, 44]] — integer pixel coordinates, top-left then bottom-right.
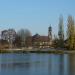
[[0, 0, 75, 37]]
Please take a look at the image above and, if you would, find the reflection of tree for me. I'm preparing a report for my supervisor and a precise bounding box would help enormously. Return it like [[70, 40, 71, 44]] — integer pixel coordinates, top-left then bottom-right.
[[59, 55, 64, 75], [0, 54, 31, 75], [48, 54, 64, 75], [69, 54, 75, 75]]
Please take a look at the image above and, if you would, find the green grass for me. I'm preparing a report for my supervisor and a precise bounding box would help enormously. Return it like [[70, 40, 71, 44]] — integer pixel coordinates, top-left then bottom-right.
[[0, 49, 64, 54]]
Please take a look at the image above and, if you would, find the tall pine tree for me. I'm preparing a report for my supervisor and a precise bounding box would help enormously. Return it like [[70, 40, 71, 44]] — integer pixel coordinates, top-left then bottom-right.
[[58, 15, 64, 48]]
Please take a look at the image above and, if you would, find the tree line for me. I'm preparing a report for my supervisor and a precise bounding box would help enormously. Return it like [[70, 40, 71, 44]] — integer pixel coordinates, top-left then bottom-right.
[[0, 15, 75, 50], [0, 29, 32, 49], [53, 15, 75, 50]]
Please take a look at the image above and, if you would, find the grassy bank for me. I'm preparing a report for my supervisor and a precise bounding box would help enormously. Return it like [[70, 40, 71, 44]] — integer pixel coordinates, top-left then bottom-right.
[[0, 49, 64, 54], [0, 49, 75, 54]]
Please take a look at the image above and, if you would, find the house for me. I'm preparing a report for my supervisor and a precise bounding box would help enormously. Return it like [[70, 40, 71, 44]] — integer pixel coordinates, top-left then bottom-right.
[[32, 34, 51, 48], [1, 29, 16, 42], [1, 30, 8, 41], [25, 26, 52, 48]]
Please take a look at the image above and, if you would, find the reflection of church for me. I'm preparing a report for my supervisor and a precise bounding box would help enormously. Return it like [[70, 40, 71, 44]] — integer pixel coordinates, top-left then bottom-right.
[[25, 26, 52, 48]]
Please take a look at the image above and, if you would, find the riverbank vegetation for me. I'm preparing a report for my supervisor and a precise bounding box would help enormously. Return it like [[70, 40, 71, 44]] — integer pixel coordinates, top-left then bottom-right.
[[0, 15, 75, 51], [53, 15, 75, 50], [0, 49, 65, 54]]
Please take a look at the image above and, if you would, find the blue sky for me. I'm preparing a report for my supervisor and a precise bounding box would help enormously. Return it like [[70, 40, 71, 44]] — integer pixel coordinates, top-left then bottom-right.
[[0, 0, 75, 37]]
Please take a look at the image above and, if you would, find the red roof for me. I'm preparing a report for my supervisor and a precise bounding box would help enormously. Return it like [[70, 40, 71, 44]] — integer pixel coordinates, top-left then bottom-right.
[[32, 35, 49, 42]]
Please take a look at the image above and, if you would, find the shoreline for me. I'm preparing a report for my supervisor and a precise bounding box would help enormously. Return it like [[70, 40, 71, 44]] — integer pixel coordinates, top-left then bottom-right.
[[0, 48, 75, 54]]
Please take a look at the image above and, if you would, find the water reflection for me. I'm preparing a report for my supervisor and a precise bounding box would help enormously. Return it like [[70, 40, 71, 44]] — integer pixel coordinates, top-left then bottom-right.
[[0, 53, 75, 75], [48, 54, 64, 75], [69, 54, 75, 75]]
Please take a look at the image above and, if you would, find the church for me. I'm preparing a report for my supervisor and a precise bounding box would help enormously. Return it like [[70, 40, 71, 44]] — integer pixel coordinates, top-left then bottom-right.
[[25, 26, 52, 48]]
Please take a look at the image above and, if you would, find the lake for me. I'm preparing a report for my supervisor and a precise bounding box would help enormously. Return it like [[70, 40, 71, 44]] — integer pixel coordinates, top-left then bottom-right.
[[0, 53, 75, 75]]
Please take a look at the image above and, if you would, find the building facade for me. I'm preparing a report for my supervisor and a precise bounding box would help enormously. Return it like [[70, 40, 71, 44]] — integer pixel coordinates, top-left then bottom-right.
[[1, 29, 16, 42], [25, 26, 52, 48], [1, 29, 16, 48]]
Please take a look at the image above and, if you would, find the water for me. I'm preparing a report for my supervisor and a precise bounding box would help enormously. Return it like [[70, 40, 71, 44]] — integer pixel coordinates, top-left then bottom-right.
[[0, 53, 75, 75]]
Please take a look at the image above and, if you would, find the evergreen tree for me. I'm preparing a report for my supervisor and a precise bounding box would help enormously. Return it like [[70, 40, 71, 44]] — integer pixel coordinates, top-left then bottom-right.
[[58, 15, 64, 48]]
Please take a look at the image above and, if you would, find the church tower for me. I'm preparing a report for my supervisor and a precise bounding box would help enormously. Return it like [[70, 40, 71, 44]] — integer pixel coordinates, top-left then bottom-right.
[[48, 25, 52, 45]]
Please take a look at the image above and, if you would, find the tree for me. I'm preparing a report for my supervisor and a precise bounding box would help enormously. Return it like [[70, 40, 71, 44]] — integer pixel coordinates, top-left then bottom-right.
[[13, 35, 22, 48], [58, 15, 64, 48], [17, 29, 32, 47], [67, 15, 75, 50], [53, 35, 59, 48], [0, 39, 9, 49]]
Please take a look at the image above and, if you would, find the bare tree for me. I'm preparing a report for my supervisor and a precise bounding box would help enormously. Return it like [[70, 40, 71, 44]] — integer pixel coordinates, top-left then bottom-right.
[[17, 29, 32, 47]]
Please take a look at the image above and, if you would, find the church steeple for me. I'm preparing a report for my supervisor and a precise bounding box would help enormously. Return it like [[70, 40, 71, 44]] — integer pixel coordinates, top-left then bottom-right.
[[48, 25, 52, 40]]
